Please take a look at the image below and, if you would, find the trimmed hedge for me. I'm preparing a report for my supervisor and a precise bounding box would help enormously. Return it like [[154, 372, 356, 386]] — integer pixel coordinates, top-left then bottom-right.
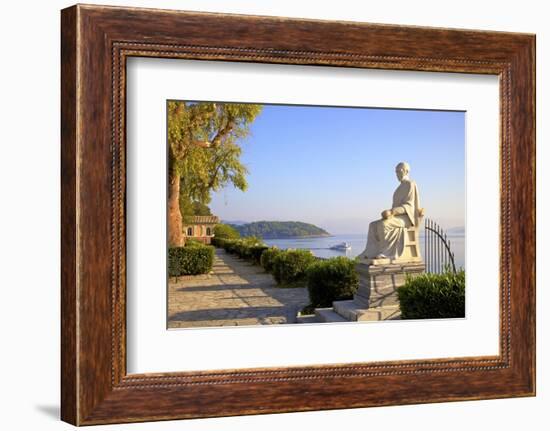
[[168, 245, 215, 276], [397, 270, 465, 319], [223, 239, 240, 254], [249, 245, 269, 265], [272, 249, 316, 286], [211, 237, 233, 248], [213, 236, 267, 262], [234, 241, 253, 259], [185, 238, 204, 247], [306, 257, 359, 308], [260, 247, 282, 273]]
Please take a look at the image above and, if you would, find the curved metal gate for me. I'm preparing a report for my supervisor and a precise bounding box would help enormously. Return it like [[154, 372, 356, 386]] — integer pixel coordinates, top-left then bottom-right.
[[424, 218, 456, 274]]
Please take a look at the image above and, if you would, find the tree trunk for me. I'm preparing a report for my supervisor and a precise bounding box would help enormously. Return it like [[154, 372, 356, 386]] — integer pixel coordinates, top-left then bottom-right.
[[168, 172, 185, 247]]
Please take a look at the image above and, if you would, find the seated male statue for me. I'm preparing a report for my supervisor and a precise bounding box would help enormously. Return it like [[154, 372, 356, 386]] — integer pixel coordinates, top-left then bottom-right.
[[358, 162, 424, 262]]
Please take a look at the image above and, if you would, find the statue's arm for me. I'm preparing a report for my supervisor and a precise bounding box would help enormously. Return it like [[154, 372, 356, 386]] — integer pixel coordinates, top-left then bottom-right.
[[390, 206, 406, 216], [382, 206, 405, 219]]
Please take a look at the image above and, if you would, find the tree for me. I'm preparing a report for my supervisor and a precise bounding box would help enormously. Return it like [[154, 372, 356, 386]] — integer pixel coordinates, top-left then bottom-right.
[[180, 198, 211, 223], [167, 101, 262, 246], [213, 224, 241, 240]]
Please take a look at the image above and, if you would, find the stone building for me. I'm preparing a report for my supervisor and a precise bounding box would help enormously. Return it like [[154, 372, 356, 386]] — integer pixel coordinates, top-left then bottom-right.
[[183, 215, 219, 244]]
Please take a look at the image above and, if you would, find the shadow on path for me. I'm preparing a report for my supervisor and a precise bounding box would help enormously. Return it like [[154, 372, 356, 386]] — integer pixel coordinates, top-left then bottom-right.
[[168, 249, 310, 328]]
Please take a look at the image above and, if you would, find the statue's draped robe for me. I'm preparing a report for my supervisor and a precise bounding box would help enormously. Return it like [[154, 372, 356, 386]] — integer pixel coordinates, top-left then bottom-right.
[[364, 179, 420, 260]]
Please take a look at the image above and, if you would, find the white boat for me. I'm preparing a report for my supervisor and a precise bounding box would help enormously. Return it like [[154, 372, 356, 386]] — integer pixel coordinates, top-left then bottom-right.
[[329, 242, 351, 251]]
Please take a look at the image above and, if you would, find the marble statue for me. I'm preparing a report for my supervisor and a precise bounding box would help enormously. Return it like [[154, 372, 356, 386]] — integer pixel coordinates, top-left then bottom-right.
[[358, 162, 424, 263]]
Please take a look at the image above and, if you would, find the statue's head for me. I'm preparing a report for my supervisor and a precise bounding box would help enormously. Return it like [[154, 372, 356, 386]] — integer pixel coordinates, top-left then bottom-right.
[[395, 162, 410, 181]]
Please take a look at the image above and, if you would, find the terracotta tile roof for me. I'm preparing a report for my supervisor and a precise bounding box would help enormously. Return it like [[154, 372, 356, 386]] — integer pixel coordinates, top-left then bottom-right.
[[186, 215, 220, 224]]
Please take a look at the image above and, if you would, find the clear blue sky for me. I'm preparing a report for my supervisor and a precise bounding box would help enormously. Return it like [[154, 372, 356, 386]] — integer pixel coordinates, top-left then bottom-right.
[[210, 103, 465, 234]]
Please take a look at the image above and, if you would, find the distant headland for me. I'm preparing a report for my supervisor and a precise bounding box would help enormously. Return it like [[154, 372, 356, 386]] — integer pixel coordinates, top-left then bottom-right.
[[228, 221, 331, 239]]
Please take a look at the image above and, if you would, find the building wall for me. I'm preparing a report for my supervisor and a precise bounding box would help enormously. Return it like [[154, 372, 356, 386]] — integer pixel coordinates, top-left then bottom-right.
[[184, 224, 215, 244]]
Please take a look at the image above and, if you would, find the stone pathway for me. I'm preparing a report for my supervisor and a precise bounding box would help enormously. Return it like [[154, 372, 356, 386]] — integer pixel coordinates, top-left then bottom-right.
[[168, 249, 310, 328]]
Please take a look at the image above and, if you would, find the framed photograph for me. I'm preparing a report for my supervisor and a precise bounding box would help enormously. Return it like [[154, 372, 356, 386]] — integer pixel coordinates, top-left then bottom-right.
[[61, 4, 535, 425]]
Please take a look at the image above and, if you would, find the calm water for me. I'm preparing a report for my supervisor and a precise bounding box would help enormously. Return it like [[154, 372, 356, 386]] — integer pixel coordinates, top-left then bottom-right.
[[264, 233, 465, 270]]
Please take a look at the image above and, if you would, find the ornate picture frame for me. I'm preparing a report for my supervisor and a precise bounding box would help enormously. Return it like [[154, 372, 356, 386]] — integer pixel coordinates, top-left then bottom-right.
[[61, 4, 535, 425]]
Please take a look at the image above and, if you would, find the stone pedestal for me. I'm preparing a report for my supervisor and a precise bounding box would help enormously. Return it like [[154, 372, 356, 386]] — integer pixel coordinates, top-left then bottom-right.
[[314, 261, 425, 323], [354, 261, 425, 308]]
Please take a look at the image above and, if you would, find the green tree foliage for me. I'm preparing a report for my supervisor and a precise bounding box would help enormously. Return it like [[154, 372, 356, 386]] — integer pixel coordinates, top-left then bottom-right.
[[168, 101, 262, 201], [213, 223, 241, 240], [181, 198, 212, 223], [167, 101, 262, 246]]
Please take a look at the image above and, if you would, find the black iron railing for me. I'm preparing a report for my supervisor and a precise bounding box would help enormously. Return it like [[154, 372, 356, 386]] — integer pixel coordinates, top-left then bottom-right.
[[424, 218, 456, 274]]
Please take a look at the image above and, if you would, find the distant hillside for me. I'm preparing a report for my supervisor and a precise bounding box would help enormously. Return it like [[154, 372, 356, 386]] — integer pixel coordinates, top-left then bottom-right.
[[232, 221, 330, 239], [221, 220, 249, 226]]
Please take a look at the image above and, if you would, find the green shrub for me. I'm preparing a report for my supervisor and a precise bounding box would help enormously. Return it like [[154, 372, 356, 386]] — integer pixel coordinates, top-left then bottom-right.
[[234, 241, 252, 259], [221, 236, 264, 260], [249, 245, 269, 265], [397, 270, 465, 319], [232, 240, 247, 257], [260, 247, 283, 273], [211, 237, 226, 248], [306, 257, 359, 308], [272, 249, 316, 286], [168, 245, 215, 276], [223, 239, 240, 254]]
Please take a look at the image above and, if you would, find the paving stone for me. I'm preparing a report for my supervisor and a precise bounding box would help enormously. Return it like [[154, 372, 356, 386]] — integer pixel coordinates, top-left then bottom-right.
[[168, 249, 310, 328]]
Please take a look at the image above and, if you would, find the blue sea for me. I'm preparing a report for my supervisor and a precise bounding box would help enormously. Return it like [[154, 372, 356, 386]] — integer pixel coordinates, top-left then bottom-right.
[[264, 233, 465, 270]]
